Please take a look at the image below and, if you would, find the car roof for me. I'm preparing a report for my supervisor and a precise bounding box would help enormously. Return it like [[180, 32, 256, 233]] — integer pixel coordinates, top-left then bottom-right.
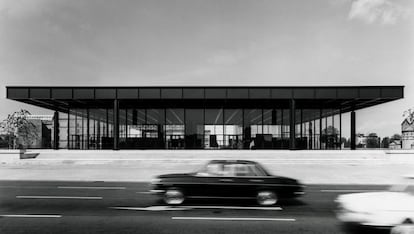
[[208, 160, 258, 164]]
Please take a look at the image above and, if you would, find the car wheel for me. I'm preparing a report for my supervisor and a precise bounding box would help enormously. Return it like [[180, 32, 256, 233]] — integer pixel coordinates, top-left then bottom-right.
[[164, 188, 185, 205], [257, 191, 278, 206]]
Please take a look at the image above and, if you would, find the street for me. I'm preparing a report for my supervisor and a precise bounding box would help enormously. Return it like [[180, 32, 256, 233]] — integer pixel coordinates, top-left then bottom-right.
[[0, 181, 390, 234]]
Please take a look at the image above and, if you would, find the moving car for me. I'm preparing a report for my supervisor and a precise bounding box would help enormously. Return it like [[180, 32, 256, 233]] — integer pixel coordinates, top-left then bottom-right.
[[336, 176, 414, 230], [150, 160, 305, 205]]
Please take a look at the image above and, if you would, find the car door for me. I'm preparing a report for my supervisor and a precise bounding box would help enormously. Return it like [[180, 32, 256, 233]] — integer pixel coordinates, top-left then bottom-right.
[[231, 163, 269, 199], [213, 163, 239, 198], [190, 162, 235, 198]]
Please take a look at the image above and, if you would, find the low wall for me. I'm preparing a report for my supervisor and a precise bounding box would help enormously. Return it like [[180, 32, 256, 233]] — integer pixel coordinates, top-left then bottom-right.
[[0, 149, 413, 184], [0, 149, 40, 162], [2, 149, 412, 162]]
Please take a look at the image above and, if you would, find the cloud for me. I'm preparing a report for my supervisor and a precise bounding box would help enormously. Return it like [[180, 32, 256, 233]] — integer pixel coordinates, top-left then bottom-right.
[[348, 0, 411, 25], [0, 0, 52, 19], [207, 50, 245, 66]]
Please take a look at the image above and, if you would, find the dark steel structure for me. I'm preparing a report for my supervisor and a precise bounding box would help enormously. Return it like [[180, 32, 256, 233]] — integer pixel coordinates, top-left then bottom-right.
[[6, 86, 404, 150]]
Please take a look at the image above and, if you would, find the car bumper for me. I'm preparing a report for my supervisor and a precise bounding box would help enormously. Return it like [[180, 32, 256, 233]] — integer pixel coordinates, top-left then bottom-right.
[[336, 211, 394, 228], [294, 191, 305, 196], [149, 189, 165, 195]]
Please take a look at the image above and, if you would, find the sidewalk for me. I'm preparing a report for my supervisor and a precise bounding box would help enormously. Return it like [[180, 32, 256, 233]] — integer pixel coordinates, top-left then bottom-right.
[[1, 150, 413, 184]]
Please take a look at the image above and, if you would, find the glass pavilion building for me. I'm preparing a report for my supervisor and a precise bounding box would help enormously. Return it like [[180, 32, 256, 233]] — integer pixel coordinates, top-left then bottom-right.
[[6, 86, 403, 150]]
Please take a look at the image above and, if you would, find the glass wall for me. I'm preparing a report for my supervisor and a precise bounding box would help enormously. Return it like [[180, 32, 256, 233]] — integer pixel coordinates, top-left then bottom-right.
[[68, 109, 86, 149], [63, 107, 342, 150], [204, 109, 223, 149], [185, 109, 204, 149], [165, 109, 184, 149], [224, 109, 243, 149], [244, 109, 262, 149], [295, 109, 341, 150], [67, 109, 113, 149], [58, 112, 68, 149]]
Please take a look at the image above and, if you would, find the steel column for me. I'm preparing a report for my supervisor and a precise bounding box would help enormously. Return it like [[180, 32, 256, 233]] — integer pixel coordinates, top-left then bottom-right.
[[86, 109, 90, 150], [289, 99, 296, 150], [113, 99, 119, 150], [53, 111, 59, 150], [339, 109, 342, 149], [350, 110, 356, 150]]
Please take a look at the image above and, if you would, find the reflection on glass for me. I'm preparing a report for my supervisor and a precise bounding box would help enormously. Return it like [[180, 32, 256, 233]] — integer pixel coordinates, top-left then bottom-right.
[[62, 107, 342, 150], [224, 109, 243, 149], [204, 109, 224, 149], [185, 109, 204, 149], [166, 109, 184, 149], [244, 109, 263, 149]]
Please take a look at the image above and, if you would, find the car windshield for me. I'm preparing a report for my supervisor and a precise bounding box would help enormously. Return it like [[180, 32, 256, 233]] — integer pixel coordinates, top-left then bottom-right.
[[388, 178, 414, 195]]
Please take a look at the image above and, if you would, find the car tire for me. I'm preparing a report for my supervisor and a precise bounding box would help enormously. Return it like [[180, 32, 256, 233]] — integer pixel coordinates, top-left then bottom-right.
[[164, 188, 185, 205], [257, 191, 278, 206]]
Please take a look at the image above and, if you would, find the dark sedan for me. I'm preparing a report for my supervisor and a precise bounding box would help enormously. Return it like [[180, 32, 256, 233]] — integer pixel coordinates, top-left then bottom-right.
[[150, 160, 305, 206]]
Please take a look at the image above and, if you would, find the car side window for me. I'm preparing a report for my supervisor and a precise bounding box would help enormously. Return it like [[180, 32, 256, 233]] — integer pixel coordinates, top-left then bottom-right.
[[198, 162, 267, 177], [234, 164, 256, 177], [200, 163, 224, 176], [201, 163, 234, 177], [222, 164, 236, 177], [406, 185, 414, 195], [248, 164, 267, 176]]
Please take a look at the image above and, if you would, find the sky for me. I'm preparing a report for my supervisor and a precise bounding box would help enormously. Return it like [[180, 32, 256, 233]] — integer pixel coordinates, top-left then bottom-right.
[[0, 0, 413, 137]]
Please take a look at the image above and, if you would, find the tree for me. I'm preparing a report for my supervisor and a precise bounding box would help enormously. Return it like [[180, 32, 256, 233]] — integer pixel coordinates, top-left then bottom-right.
[[0, 109, 38, 149], [366, 133, 379, 148], [381, 137, 390, 148], [403, 108, 414, 122], [390, 133, 402, 142]]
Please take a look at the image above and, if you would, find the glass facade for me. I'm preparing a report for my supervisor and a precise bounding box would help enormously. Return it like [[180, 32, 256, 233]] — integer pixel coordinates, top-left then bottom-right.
[[61, 107, 342, 150], [7, 86, 403, 151], [66, 109, 114, 149]]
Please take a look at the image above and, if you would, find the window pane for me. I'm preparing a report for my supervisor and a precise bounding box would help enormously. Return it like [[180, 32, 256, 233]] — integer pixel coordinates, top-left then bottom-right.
[[185, 109, 204, 149], [166, 109, 184, 124], [147, 109, 164, 124], [205, 109, 223, 124], [165, 109, 184, 149], [224, 109, 242, 125]]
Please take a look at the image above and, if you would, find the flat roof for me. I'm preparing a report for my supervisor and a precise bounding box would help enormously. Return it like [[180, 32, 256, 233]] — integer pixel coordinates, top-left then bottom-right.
[[6, 86, 404, 113]]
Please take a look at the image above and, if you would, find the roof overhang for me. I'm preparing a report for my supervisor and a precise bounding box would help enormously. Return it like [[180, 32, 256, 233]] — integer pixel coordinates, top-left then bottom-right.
[[6, 86, 404, 115]]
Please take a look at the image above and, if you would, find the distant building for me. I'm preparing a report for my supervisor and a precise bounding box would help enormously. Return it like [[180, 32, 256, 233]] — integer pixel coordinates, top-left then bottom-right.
[[389, 140, 402, 149], [402, 119, 414, 149], [17, 115, 53, 149]]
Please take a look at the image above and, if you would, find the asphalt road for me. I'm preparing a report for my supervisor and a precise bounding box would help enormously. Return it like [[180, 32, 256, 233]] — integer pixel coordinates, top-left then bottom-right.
[[0, 181, 390, 234]]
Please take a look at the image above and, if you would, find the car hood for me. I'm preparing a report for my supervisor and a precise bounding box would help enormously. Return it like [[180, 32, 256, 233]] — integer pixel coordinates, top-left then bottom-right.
[[337, 191, 414, 212]]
